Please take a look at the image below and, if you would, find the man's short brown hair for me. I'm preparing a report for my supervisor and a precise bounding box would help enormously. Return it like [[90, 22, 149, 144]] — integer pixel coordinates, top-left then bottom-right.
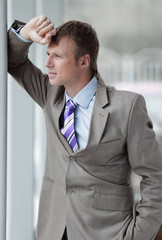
[[52, 20, 99, 75]]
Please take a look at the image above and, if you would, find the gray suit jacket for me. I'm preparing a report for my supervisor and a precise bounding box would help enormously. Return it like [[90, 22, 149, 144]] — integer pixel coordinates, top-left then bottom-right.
[[8, 21, 162, 240]]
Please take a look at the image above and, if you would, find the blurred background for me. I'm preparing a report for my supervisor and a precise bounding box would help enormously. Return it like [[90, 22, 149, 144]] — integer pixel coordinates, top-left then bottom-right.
[[1, 0, 162, 239]]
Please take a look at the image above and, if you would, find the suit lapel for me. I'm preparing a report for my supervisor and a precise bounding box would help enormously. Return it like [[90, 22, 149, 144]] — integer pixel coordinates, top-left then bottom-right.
[[52, 93, 73, 154], [86, 78, 110, 148]]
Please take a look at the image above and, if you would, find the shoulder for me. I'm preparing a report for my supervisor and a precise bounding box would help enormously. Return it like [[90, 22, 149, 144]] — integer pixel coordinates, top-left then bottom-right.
[[98, 76, 140, 100], [108, 86, 146, 108], [108, 85, 140, 102], [97, 76, 145, 110]]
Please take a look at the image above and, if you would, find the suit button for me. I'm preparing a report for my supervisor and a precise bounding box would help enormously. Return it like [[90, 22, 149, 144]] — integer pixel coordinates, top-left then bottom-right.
[[67, 188, 73, 194], [70, 156, 75, 161]]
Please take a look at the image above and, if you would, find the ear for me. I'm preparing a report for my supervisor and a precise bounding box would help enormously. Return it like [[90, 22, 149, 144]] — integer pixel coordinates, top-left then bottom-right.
[[80, 54, 90, 69]]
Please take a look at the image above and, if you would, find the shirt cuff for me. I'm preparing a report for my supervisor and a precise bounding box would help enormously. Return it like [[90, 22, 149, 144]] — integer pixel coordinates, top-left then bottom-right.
[[11, 27, 32, 43]]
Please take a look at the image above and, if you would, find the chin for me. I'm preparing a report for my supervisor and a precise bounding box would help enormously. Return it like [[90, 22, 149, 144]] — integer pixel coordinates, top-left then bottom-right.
[[49, 78, 61, 86]]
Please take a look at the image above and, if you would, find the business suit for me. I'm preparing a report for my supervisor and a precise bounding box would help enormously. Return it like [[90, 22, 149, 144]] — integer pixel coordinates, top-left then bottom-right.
[[8, 21, 162, 240]]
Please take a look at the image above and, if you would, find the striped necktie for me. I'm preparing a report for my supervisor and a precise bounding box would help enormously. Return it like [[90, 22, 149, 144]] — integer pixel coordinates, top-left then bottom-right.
[[61, 99, 79, 152]]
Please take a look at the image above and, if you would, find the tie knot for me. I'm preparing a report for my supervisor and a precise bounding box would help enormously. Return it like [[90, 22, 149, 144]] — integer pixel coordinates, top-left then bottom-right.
[[66, 99, 77, 111]]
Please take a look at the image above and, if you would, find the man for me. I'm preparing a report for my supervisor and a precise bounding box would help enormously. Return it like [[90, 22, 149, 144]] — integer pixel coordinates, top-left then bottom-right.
[[8, 15, 162, 240]]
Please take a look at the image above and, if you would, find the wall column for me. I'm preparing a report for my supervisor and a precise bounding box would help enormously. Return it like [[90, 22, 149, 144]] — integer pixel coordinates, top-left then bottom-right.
[[0, 0, 7, 239]]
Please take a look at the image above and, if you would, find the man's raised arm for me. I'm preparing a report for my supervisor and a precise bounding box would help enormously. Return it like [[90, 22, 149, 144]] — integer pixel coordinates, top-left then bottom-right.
[[8, 15, 57, 107]]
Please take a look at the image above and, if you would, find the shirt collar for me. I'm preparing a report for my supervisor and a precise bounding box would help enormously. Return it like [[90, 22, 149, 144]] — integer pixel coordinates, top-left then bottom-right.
[[65, 76, 97, 109]]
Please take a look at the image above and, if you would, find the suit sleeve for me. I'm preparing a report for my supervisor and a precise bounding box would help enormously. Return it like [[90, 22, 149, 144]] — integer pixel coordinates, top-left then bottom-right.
[[125, 94, 162, 240], [8, 20, 52, 108]]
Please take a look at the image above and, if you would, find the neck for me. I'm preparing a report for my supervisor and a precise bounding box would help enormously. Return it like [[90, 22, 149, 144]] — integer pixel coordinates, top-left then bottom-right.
[[65, 72, 93, 98]]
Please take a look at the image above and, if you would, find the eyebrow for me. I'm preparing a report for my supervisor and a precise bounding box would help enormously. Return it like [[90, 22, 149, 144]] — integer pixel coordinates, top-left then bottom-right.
[[46, 49, 66, 57]]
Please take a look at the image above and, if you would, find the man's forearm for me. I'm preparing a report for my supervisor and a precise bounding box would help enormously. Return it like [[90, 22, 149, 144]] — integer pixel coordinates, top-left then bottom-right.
[[8, 21, 32, 68]]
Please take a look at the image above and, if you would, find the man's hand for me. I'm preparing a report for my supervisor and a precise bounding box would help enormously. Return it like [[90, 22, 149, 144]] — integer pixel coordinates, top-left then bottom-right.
[[19, 15, 56, 45]]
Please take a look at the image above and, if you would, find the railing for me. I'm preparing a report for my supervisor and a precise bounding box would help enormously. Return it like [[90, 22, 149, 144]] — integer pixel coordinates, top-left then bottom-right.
[[98, 47, 162, 83]]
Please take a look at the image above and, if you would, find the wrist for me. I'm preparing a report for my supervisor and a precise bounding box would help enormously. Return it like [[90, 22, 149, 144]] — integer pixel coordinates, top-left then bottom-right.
[[19, 26, 31, 41]]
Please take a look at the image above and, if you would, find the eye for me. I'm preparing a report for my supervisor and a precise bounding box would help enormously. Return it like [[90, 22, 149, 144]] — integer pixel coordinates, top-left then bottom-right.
[[55, 54, 61, 58]]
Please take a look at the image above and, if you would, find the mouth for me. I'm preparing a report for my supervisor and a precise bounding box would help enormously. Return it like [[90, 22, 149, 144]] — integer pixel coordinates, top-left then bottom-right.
[[48, 72, 57, 78]]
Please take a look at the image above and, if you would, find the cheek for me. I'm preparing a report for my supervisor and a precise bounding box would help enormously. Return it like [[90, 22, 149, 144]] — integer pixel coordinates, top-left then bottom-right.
[[57, 60, 69, 69], [61, 63, 74, 73], [57, 59, 78, 76]]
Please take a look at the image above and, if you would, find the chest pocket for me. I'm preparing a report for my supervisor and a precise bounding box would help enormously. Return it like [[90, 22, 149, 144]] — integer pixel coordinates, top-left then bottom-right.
[[76, 137, 125, 166]]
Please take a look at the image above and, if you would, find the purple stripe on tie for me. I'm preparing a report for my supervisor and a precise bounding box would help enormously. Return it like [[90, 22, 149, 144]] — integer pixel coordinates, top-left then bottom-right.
[[64, 124, 74, 139], [64, 109, 74, 119], [70, 135, 77, 149]]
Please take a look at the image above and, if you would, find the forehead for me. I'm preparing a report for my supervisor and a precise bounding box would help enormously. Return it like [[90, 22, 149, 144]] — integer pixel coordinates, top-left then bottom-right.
[[47, 37, 76, 55]]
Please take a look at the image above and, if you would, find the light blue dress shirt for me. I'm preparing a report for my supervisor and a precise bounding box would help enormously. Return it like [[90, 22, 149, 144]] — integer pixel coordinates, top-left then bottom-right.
[[65, 76, 97, 150], [11, 26, 98, 150]]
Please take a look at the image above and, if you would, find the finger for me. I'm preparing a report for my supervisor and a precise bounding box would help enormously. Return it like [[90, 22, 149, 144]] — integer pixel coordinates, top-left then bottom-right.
[[35, 15, 47, 28], [49, 28, 57, 36], [39, 35, 51, 45], [46, 18, 51, 24], [45, 29, 57, 39], [37, 23, 55, 36], [36, 19, 53, 33], [40, 29, 56, 45]]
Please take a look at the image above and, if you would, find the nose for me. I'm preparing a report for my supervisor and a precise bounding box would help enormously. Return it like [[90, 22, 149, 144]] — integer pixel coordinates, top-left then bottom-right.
[[45, 55, 54, 68]]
